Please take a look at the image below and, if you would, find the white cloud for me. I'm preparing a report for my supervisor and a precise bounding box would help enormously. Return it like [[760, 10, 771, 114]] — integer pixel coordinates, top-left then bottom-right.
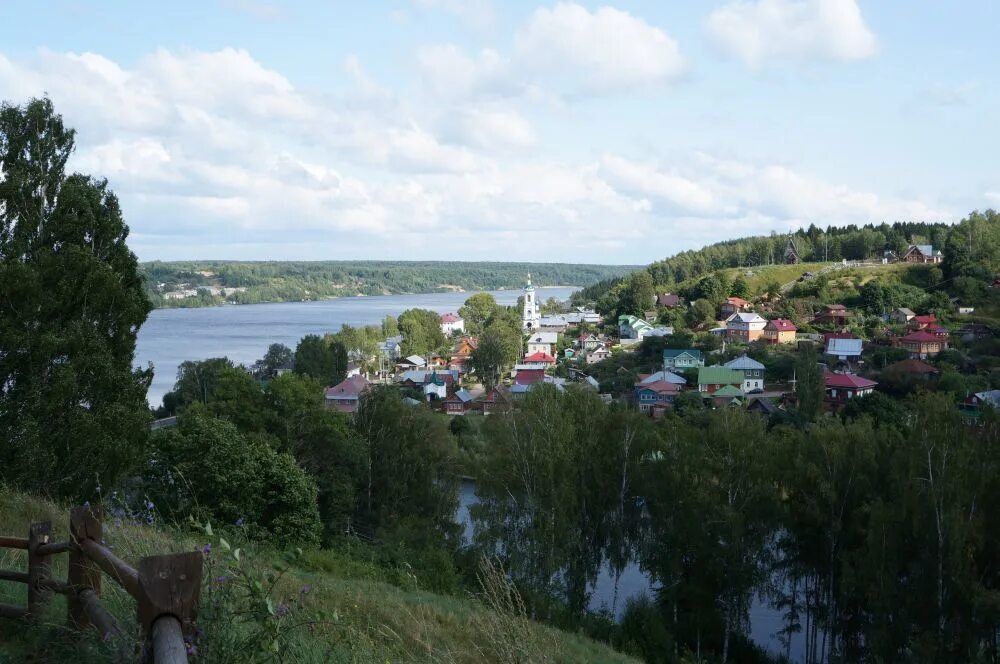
[[515, 3, 686, 92], [599, 155, 715, 213], [705, 0, 878, 69], [438, 107, 537, 150], [415, 45, 514, 99]]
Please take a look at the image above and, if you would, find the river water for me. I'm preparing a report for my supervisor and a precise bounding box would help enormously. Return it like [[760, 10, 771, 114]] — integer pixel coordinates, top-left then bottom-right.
[[134, 287, 577, 408]]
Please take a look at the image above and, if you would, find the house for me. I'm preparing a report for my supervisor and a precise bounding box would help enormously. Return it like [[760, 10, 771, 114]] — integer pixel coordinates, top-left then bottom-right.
[[423, 373, 449, 401], [747, 397, 780, 416], [523, 351, 556, 366], [643, 326, 675, 338], [901, 244, 943, 264], [618, 315, 654, 340], [964, 390, 1000, 409], [324, 375, 370, 414], [638, 370, 687, 386], [663, 349, 705, 371], [577, 334, 604, 352], [721, 297, 752, 318], [345, 362, 362, 379], [477, 386, 512, 415], [763, 319, 797, 344], [656, 293, 683, 308], [514, 368, 546, 385], [824, 372, 877, 407], [526, 332, 559, 356], [898, 330, 948, 359], [440, 313, 465, 336], [957, 305, 975, 315], [723, 354, 766, 393], [813, 304, 850, 327], [697, 366, 744, 394], [908, 314, 938, 331], [443, 389, 475, 415], [707, 385, 744, 408], [825, 337, 863, 361], [726, 312, 767, 343], [380, 335, 403, 360], [585, 347, 612, 364], [956, 323, 994, 342], [890, 308, 916, 325], [634, 380, 683, 414], [399, 369, 459, 390], [785, 237, 801, 264], [883, 358, 939, 379], [396, 355, 426, 371]]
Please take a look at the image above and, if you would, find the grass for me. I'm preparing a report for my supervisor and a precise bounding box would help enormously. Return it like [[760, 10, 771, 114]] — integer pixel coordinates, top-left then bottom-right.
[[0, 488, 639, 663]]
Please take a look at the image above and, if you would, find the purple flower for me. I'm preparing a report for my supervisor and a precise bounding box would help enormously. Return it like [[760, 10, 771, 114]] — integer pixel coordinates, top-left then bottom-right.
[[299, 585, 311, 595], [186, 643, 198, 657], [235, 517, 244, 527], [275, 603, 290, 617], [214, 575, 229, 585], [202, 543, 212, 555]]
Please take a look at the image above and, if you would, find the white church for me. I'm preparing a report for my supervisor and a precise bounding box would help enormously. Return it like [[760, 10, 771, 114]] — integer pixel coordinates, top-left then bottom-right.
[[522, 274, 541, 331]]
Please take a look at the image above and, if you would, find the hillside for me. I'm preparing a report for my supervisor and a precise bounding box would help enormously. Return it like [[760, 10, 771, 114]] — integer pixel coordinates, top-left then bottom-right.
[[141, 260, 638, 309], [0, 489, 638, 664]]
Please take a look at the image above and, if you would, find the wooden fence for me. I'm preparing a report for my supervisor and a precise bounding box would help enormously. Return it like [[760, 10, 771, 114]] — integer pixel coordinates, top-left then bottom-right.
[[0, 505, 202, 663]]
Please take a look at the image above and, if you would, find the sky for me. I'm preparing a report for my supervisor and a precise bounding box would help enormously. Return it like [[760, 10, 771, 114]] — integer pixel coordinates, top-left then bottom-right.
[[1, 1, 997, 264]]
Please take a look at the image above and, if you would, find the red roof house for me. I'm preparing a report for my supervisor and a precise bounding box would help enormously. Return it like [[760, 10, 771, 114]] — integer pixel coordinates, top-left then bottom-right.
[[324, 375, 371, 414], [898, 330, 948, 359], [908, 314, 938, 331], [883, 358, 939, 377], [824, 372, 877, 409], [523, 352, 556, 365], [514, 369, 546, 385]]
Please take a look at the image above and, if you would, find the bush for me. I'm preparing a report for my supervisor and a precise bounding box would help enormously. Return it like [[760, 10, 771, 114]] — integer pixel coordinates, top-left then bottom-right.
[[619, 596, 675, 663], [145, 411, 322, 547]]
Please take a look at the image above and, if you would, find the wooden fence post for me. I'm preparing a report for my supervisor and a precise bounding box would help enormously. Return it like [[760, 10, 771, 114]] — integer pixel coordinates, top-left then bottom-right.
[[68, 505, 103, 628], [138, 552, 203, 663], [26, 521, 53, 622]]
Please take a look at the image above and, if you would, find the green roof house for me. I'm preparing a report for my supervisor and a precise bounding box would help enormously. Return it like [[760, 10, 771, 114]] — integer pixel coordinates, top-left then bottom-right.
[[663, 349, 705, 371], [697, 366, 743, 394]]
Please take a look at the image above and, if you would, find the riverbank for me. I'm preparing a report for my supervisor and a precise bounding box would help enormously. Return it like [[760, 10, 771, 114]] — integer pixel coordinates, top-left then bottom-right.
[[135, 287, 580, 408]]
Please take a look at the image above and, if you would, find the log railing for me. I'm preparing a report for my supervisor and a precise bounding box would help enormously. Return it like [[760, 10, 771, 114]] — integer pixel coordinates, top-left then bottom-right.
[[0, 505, 202, 663]]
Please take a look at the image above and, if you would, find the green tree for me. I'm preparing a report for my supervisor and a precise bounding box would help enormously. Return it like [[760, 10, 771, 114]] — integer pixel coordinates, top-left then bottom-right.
[[618, 270, 655, 317], [381, 314, 399, 338], [686, 298, 717, 329], [254, 342, 293, 379], [0, 98, 152, 498], [469, 328, 509, 391], [731, 276, 750, 299], [795, 347, 825, 423], [147, 411, 322, 547], [294, 334, 348, 386], [459, 292, 500, 335], [398, 308, 446, 356]]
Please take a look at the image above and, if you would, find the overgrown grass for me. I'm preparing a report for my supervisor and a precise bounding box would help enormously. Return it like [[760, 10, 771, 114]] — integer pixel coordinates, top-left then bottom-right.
[[0, 488, 638, 663]]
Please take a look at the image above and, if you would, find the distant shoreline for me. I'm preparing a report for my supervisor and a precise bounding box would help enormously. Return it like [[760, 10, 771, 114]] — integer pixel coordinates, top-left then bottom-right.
[[150, 285, 581, 311]]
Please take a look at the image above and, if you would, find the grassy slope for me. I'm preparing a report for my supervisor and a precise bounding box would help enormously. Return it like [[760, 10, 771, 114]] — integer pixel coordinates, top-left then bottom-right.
[[671, 260, 928, 295], [0, 489, 637, 664]]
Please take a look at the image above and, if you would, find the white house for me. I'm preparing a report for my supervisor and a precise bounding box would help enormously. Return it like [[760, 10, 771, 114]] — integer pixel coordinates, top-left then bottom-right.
[[725, 312, 767, 343], [723, 354, 766, 393], [526, 332, 558, 356], [585, 347, 611, 364], [439, 313, 465, 336]]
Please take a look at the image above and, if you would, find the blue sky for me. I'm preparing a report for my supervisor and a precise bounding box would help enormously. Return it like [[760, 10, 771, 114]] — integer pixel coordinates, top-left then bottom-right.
[[1, 0, 997, 264]]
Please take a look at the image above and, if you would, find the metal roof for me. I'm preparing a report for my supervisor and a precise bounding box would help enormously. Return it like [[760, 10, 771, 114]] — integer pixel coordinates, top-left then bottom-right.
[[697, 366, 743, 386], [825, 338, 863, 356], [724, 354, 766, 371]]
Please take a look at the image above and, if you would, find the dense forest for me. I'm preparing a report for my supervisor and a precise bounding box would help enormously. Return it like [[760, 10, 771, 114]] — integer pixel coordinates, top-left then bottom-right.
[[142, 260, 636, 308]]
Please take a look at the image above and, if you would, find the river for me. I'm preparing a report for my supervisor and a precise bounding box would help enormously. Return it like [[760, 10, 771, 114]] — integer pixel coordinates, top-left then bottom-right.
[[135, 287, 577, 408], [458, 479, 805, 662]]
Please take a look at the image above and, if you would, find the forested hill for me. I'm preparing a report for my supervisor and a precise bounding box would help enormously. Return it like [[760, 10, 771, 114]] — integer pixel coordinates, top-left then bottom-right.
[[573, 220, 960, 306], [141, 260, 637, 308]]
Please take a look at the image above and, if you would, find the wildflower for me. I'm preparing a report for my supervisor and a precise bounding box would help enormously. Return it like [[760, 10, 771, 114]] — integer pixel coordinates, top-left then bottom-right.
[[146, 500, 155, 510], [299, 584, 311, 595], [186, 643, 198, 657], [214, 575, 229, 585], [275, 603, 290, 617], [235, 517, 244, 527], [202, 543, 212, 555]]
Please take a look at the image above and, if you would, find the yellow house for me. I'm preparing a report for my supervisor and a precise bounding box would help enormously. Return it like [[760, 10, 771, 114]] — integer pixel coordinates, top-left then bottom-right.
[[763, 318, 797, 344]]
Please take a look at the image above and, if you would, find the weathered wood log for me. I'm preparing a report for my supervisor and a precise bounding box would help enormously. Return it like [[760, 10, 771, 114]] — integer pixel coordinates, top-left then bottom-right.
[[0, 536, 28, 550], [68, 505, 103, 628], [0, 570, 29, 583], [137, 552, 202, 663], [151, 615, 188, 664], [27, 521, 53, 621], [0, 603, 28, 620], [37, 577, 75, 595], [36, 539, 74, 556], [77, 537, 140, 599]]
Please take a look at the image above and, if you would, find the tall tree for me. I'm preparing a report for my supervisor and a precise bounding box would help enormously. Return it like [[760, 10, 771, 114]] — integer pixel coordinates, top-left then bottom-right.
[[0, 98, 152, 498], [459, 292, 500, 335], [294, 334, 347, 386]]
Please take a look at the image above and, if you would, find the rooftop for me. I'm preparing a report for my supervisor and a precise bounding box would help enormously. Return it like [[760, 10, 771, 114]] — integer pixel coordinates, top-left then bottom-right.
[[698, 366, 743, 386], [724, 354, 766, 371], [767, 318, 797, 331], [824, 373, 878, 389]]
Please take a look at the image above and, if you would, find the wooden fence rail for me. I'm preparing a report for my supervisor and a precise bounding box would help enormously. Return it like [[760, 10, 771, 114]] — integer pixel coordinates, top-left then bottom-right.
[[0, 505, 202, 664]]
